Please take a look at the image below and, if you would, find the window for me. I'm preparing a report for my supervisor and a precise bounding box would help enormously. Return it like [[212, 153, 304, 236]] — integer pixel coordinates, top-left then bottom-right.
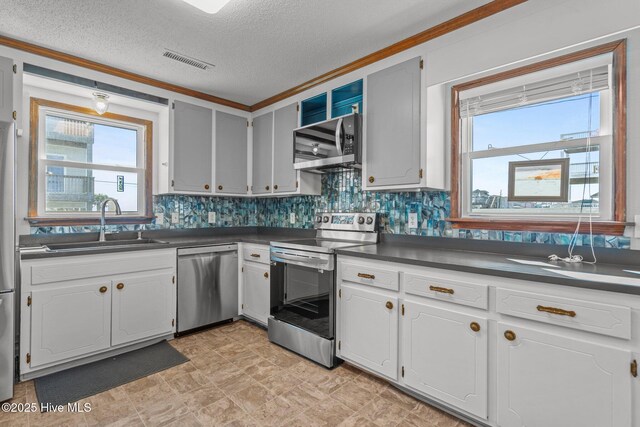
[[28, 98, 153, 225], [450, 40, 627, 234]]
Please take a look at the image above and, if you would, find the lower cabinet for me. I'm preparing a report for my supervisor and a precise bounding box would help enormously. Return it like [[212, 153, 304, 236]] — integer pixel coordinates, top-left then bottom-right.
[[403, 301, 488, 419], [241, 261, 270, 325], [339, 283, 398, 380], [30, 281, 112, 368], [111, 271, 174, 346], [497, 323, 632, 427]]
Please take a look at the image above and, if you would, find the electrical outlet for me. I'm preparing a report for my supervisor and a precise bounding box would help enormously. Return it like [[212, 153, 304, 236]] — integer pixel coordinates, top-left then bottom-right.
[[408, 212, 418, 228], [290, 213, 296, 224], [171, 213, 179, 224], [208, 212, 216, 223], [155, 213, 164, 224]]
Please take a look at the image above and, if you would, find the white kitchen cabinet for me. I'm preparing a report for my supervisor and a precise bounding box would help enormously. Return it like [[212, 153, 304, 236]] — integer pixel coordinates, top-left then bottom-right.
[[241, 261, 270, 325], [273, 102, 299, 193], [0, 56, 13, 124], [365, 57, 422, 189], [111, 271, 175, 346], [251, 111, 273, 195], [497, 322, 632, 427], [29, 281, 112, 368], [172, 100, 213, 193], [403, 301, 488, 419], [215, 110, 248, 195], [338, 283, 398, 380]]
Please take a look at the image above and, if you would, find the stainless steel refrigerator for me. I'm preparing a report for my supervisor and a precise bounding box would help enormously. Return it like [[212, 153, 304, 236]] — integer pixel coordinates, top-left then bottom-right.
[[0, 118, 15, 402]]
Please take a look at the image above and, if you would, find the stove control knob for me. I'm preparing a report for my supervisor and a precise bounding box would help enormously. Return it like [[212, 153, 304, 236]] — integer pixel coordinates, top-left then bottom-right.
[[357, 216, 365, 224], [323, 215, 330, 223], [366, 216, 374, 225], [316, 215, 323, 223]]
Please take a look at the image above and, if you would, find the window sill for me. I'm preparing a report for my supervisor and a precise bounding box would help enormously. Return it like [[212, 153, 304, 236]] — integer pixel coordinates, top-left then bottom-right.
[[27, 216, 155, 227], [448, 218, 628, 235]]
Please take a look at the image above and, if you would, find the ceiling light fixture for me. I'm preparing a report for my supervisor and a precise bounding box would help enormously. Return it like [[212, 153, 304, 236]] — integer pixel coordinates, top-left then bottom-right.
[[92, 93, 110, 115], [182, 0, 231, 14]]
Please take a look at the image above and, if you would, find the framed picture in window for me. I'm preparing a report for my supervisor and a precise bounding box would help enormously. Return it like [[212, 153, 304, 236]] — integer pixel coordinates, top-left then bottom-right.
[[508, 158, 570, 202]]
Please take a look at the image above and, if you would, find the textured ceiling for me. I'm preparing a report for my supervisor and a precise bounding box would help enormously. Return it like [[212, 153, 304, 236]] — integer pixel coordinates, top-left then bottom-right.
[[1, 0, 491, 106]]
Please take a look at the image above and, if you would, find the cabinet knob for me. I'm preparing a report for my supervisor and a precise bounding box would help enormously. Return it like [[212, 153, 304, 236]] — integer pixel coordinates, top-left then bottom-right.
[[274, 184, 278, 190], [265, 185, 270, 191], [204, 184, 210, 190], [264, 272, 269, 279], [368, 176, 375, 183], [99, 286, 108, 294], [504, 330, 517, 341], [470, 322, 480, 332], [116, 283, 125, 290], [385, 301, 393, 310], [218, 185, 223, 191]]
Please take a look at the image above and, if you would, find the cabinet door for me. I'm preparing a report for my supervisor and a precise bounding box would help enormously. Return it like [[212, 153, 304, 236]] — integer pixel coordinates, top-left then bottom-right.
[[111, 271, 174, 346], [497, 323, 631, 427], [273, 103, 298, 193], [366, 57, 421, 187], [339, 283, 398, 380], [242, 262, 270, 325], [172, 100, 213, 193], [0, 56, 13, 124], [252, 112, 273, 195], [215, 110, 248, 194], [403, 301, 487, 418], [30, 282, 111, 367]]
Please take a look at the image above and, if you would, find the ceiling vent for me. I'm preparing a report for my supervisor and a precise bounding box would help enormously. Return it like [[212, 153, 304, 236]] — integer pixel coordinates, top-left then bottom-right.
[[162, 49, 215, 71]]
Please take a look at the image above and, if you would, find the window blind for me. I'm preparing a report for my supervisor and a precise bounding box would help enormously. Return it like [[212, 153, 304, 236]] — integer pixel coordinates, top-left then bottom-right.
[[459, 64, 610, 118]]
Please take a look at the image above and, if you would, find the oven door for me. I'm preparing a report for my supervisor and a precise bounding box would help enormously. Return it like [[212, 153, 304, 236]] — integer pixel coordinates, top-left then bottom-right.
[[270, 248, 335, 340]]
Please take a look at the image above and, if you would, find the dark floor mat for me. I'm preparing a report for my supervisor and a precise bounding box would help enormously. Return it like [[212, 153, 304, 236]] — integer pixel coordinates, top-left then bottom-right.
[[34, 341, 188, 411]]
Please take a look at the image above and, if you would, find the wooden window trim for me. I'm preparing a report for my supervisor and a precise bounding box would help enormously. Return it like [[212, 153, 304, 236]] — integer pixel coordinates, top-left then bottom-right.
[[449, 39, 627, 235], [27, 97, 154, 226]]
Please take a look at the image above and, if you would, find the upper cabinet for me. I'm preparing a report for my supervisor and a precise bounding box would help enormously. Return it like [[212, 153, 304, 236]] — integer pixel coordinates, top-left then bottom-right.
[[273, 103, 299, 193], [300, 93, 327, 127], [251, 112, 273, 195], [0, 56, 13, 124], [331, 80, 363, 118], [365, 57, 422, 189], [215, 110, 248, 195], [172, 101, 213, 193]]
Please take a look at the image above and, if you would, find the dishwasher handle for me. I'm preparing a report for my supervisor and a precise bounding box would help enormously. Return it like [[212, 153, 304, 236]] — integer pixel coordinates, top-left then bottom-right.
[[178, 244, 237, 256]]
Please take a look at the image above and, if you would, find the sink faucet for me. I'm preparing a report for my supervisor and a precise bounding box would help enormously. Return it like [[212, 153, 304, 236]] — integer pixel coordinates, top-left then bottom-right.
[[99, 198, 122, 242]]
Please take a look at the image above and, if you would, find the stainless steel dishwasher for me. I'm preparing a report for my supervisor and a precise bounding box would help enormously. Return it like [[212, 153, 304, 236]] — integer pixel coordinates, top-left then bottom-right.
[[177, 245, 238, 334]]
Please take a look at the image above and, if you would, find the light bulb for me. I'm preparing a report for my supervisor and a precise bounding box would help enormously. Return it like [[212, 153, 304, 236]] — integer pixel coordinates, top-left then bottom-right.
[[93, 93, 109, 115], [312, 144, 319, 155]]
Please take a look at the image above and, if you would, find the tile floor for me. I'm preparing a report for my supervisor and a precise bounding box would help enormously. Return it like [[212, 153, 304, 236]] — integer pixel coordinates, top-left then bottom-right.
[[0, 320, 471, 427]]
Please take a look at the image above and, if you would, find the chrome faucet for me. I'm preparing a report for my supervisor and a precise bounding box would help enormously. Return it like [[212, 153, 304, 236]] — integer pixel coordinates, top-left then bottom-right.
[[99, 198, 122, 242]]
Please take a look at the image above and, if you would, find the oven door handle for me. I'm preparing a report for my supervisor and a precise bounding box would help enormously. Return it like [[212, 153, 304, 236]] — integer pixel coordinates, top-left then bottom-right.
[[272, 251, 327, 263]]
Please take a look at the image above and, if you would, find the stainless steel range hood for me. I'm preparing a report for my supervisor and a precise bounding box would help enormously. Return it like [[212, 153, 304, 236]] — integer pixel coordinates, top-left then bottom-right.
[[293, 113, 361, 173]]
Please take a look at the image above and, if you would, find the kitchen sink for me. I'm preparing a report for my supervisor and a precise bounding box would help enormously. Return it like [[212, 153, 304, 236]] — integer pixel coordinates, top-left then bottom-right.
[[44, 239, 170, 252]]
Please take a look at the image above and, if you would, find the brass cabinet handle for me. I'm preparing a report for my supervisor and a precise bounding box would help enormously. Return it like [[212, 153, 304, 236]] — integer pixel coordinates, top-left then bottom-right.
[[116, 283, 124, 290], [250, 253, 261, 258], [218, 185, 223, 191], [265, 185, 270, 191], [429, 285, 454, 295], [470, 322, 481, 332], [504, 330, 516, 341], [357, 273, 375, 280], [368, 176, 375, 183], [264, 272, 269, 279], [385, 301, 393, 310], [99, 286, 108, 294], [537, 305, 576, 317], [274, 184, 278, 190], [204, 184, 210, 190]]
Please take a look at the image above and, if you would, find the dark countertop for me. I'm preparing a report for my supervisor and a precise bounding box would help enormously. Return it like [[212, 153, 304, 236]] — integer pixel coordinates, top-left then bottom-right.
[[336, 239, 640, 295], [19, 227, 314, 260]]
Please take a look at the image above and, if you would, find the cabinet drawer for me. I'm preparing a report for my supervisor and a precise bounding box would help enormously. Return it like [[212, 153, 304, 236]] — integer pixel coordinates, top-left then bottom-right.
[[340, 261, 399, 291], [496, 288, 631, 339], [242, 245, 270, 265], [404, 271, 488, 310]]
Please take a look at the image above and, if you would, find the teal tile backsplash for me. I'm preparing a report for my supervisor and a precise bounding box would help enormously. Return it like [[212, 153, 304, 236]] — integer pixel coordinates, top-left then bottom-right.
[[31, 169, 631, 250]]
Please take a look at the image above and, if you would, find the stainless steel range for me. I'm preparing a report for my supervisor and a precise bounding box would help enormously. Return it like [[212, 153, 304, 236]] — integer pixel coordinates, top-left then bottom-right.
[[269, 212, 379, 368]]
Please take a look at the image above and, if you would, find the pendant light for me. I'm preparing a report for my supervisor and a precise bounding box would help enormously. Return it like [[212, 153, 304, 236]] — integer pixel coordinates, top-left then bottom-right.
[[182, 0, 231, 14], [92, 93, 110, 115]]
